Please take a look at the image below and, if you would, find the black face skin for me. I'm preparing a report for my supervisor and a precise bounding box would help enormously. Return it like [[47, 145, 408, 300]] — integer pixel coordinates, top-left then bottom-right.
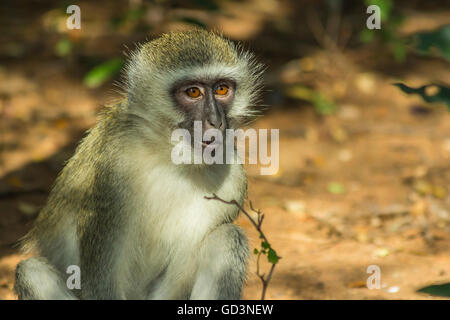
[[172, 78, 235, 147]]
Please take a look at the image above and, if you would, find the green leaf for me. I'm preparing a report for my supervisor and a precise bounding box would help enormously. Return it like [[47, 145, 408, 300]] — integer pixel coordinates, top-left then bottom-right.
[[360, 29, 375, 43], [285, 85, 314, 101], [83, 58, 124, 89], [418, 283, 450, 297], [111, 7, 144, 29], [327, 182, 346, 194], [253, 248, 259, 255], [55, 38, 73, 57], [411, 25, 450, 61], [393, 83, 450, 110], [391, 41, 406, 62], [285, 85, 337, 115], [126, 8, 144, 21], [267, 248, 280, 264], [365, 0, 393, 21], [261, 241, 270, 249], [312, 93, 337, 115]]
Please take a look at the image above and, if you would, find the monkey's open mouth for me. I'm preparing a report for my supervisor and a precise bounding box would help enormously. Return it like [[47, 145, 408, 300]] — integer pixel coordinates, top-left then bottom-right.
[[201, 135, 225, 148], [202, 136, 216, 147]]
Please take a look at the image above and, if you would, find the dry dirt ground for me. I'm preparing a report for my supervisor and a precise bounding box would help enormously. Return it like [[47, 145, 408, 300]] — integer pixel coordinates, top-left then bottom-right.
[[1, 1, 450, 300]]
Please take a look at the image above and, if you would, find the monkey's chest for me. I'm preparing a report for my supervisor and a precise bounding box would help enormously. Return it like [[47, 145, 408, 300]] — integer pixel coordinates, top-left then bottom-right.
[[138, 164, 245, 246], [120, 165, 246, 298]]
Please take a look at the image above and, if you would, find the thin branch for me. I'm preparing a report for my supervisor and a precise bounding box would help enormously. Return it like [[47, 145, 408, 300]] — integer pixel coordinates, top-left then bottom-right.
[[205, 194, 270, 245], [205, 193, 280, 300]]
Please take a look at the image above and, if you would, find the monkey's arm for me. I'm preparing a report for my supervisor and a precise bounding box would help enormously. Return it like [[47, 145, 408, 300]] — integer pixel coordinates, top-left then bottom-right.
[[77, 166, 131, 300], [190, 223, 249, 300], [68, 117, 133, 299]]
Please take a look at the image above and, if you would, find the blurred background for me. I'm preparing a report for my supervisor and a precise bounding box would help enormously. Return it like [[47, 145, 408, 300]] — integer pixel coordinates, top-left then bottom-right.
[[0, 0, 449, 299]]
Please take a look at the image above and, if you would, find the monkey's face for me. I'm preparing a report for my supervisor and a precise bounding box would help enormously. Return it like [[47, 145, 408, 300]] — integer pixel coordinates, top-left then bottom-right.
[[172, 78, 236, 147], [124, 30, 264, 146]]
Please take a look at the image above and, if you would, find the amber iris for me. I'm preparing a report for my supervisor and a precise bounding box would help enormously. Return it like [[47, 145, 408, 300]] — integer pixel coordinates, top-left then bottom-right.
[[215, 85, 229, 95], [186, 87, 201, 98]]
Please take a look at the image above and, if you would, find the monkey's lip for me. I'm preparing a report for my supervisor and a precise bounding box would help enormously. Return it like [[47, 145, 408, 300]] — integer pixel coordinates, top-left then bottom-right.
[[201, 136, 222, 148], [193, 141, 215, 149], [201, 142, 215, 148]]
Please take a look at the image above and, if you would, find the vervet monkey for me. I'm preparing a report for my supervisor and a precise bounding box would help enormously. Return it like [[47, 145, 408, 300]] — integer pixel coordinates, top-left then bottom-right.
[[14, 29, 264, 300]]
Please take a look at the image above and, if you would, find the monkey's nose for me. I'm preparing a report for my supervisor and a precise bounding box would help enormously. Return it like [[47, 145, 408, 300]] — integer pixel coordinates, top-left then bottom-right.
[[206, 118, 223, 130]]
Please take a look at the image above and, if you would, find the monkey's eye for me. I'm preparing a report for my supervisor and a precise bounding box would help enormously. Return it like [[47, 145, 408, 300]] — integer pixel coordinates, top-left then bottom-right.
[[215, 85, 229, 96], [186, 87, 201, 98]]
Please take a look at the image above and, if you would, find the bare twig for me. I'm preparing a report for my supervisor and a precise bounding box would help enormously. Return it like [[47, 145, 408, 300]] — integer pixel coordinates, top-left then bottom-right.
[[205, 193, 280, 300]]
